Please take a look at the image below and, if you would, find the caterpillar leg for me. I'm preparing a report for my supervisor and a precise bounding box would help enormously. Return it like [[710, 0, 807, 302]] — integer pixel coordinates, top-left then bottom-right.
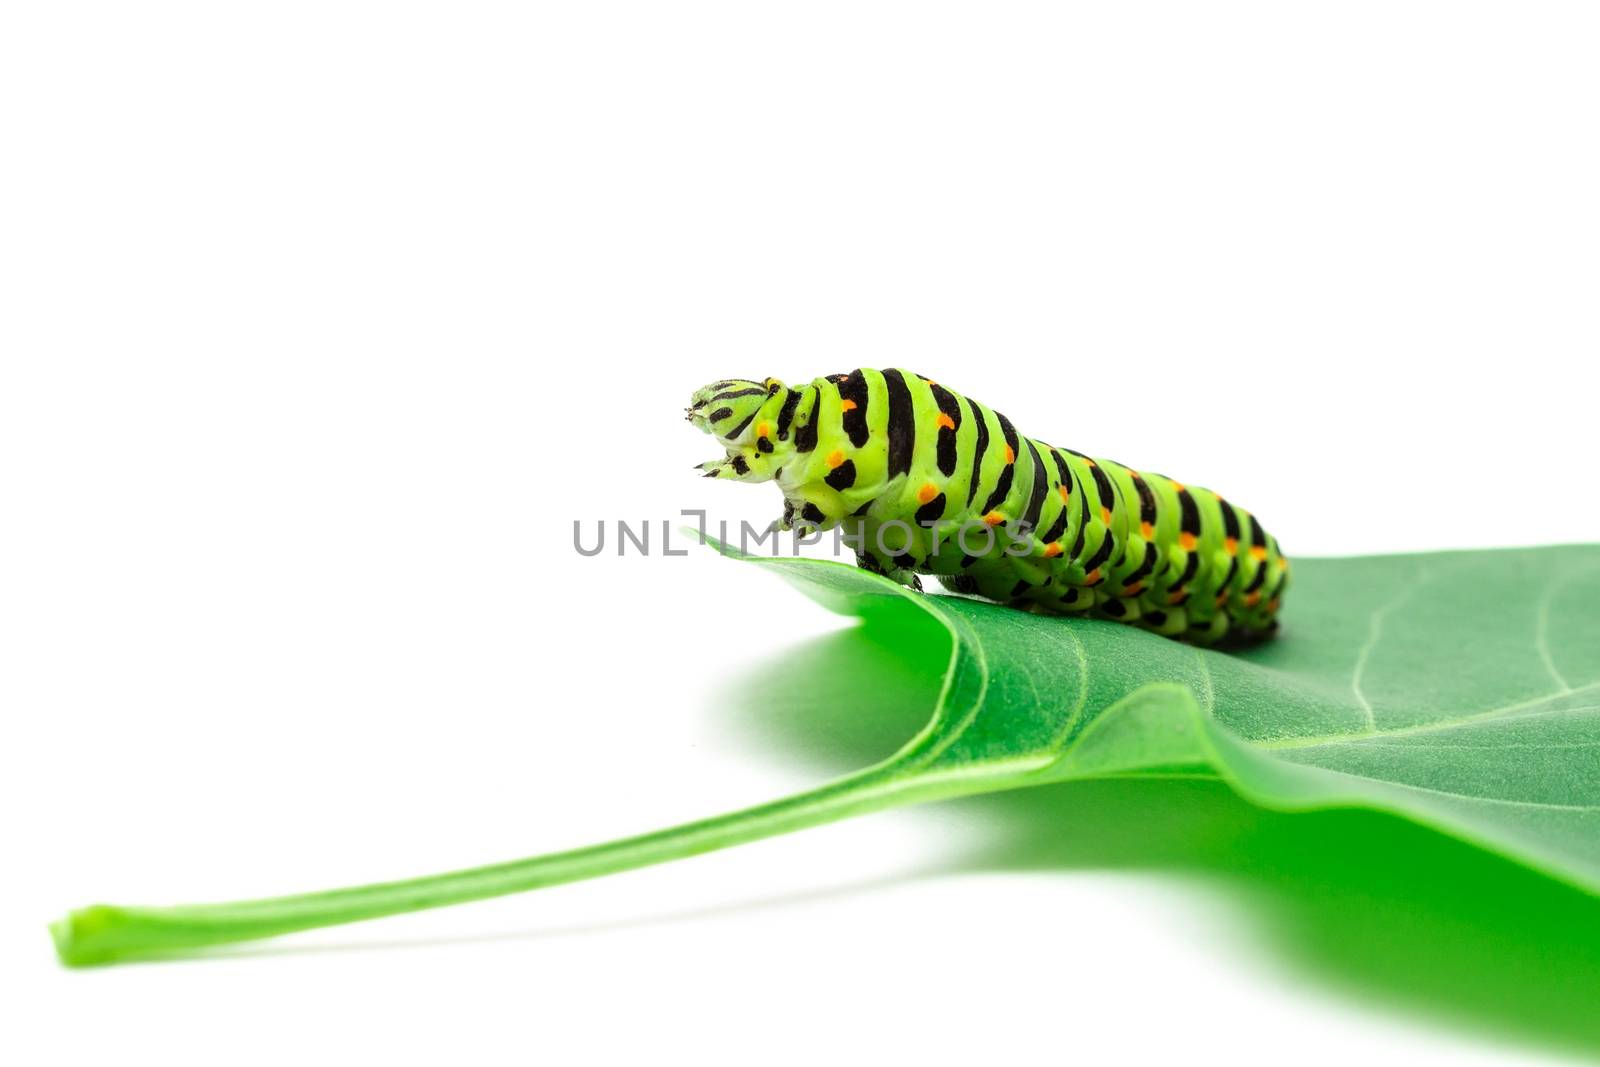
[[1137, 607, 1189, 639], [1222, 616, 1279, 646], [695, 453, 766, 481], [939, 573, 980, 596], [854, 550, 923, 592], [766, 499, 800, 533], [1054, 585, 1095, 613], [1185, 612, 1230, 645], [1095, 594, 1143, 624]]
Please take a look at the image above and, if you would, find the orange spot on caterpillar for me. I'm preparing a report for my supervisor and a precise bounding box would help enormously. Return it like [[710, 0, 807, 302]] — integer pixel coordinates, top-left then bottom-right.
[[835, 375, 850, 382], [983, 511, 1006, 526], [756, 421, 771, 438], [1244, 591, 1262, 607], [1168, 589, 1188, 605], [1101, 507, 1112, 525], [1250, 545, 1268, 561], [935, 412, 955, 430], [1224, 537, 1239, 555], [1179, 532, 1198, 551], [1216, 591, 1230, 607], [1003, 444, 1016, 464], [826, 449, 846, 469], [1043, 543, 1063, 558], [1123, 581, 1144, 596], [1170, 480, 1185, 491], [1057, 484, 1071, 503], [1140, 522, 1154, 539], [1267, 597, 1280, 612], [839, 399, 858, 412], [917, 482, 939, 504], [1085, 568, 1103, 585]]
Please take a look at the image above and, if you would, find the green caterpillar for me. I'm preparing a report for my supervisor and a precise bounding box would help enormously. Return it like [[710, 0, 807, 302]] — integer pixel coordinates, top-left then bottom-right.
[[687, 370, 1288, 643]]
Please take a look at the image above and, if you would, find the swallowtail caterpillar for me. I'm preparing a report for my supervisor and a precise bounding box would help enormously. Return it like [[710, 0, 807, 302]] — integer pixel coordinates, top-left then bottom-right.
[[688, 370, 1287, 643]]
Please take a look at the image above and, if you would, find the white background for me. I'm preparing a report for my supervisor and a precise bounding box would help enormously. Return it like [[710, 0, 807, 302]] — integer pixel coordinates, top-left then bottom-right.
[[4, 2, 1599, 1064]]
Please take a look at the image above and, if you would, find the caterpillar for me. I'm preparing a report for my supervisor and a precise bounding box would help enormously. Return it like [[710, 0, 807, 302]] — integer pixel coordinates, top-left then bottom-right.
[[687, 370, 1287, 643]]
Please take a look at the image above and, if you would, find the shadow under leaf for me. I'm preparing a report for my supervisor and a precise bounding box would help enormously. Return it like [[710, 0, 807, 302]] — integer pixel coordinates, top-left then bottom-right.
[[713, 620, 1600, 1060]]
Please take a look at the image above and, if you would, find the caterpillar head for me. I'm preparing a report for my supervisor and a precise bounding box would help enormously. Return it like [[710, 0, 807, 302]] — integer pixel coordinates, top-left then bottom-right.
[[687, 377, 794, 482]]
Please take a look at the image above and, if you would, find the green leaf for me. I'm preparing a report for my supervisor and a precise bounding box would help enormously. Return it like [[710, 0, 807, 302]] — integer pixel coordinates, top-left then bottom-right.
[[721, 540, 1600, 892], [51, 541, 1600, 965]]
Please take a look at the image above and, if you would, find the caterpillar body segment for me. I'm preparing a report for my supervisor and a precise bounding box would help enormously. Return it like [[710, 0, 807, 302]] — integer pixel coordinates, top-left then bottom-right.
[[687, 370, 1287, 643]]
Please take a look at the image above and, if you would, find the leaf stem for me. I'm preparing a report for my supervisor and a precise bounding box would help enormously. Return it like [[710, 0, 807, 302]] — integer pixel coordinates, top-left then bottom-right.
[[51, 762, 968, 967]]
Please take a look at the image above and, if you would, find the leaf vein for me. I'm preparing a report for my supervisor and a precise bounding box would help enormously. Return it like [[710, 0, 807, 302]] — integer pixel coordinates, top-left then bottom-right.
[[1258, 687, 1600, 750], [1349, 566, 1434, 733]]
